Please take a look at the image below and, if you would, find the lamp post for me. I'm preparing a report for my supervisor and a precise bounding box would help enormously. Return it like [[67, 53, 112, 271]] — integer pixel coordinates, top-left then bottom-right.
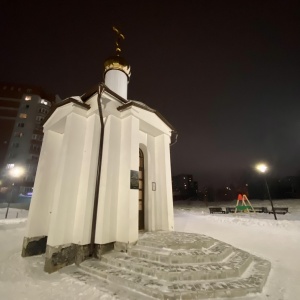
[[255, 163, 277, 220], [5, 166, 25, 219]]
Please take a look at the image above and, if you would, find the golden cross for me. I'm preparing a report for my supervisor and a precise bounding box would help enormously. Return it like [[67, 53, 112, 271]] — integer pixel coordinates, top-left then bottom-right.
[[112, 26, 125, 56]]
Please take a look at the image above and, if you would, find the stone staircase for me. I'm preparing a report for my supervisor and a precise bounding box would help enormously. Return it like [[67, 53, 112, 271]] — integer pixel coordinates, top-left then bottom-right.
[[79, 231, 271, 299]]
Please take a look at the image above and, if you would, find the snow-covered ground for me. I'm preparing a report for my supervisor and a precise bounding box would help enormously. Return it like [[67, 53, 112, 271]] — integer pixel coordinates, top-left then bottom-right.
[[1, 199, 300, 300], [174, 199, 300, 300]]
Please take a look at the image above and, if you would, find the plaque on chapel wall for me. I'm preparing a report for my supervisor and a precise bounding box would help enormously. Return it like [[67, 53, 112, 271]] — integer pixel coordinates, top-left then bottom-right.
[[130, 170, 139, 189]]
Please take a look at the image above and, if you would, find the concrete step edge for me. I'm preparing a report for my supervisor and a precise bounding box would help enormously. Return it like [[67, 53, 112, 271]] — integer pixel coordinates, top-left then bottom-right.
[[100, 248, 253, 281], [79, 256, 271, 299], [128, 242, 233, 264]]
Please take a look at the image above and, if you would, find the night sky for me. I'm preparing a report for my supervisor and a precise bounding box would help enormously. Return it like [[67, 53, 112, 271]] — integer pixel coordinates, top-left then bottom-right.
[[1, 0, 300, 186]]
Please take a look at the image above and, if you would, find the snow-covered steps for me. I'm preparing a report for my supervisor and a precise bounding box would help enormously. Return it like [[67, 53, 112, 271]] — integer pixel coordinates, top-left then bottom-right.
[[79, 231, 271, 299], [137, 231, 215, 249], [128, 241, 232, 264], [99, 249, 252, 281]]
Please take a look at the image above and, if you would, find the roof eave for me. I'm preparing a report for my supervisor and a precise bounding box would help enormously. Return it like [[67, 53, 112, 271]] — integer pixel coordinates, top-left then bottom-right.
[[42, 98, 90, 126], [117, 101, 178, 145], [81, 83, 128, 104]]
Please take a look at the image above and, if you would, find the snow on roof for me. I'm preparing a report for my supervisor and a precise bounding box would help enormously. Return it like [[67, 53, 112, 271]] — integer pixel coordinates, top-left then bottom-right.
[[69, 96, 83, 103], [127, 100, 155, 112]]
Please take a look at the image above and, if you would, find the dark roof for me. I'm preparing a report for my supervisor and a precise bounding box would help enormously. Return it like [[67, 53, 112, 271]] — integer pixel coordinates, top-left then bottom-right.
[[81, 83, 178, 145], [54, 83, 178, 145], [81, 83, 128, 104], [81, 83, 174, 129], [117, 100, 178, 145], [117, 100, 176, 132]]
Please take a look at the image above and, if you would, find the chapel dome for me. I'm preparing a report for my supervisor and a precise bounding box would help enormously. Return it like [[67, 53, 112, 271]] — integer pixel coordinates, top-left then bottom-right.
[[104, 55, 131, 79]]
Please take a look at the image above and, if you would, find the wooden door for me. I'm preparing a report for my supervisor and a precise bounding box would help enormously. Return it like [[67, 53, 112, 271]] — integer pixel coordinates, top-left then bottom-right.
[[139, 149, 144, 230]]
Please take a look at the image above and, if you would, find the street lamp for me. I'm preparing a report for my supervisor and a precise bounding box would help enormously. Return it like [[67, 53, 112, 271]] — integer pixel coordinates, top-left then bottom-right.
[[255, 163, 277, 220], [5, 166, 25, 219]]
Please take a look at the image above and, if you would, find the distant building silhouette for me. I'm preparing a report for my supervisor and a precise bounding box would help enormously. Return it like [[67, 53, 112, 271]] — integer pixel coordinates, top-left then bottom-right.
[[197, 185, 215, 202], [216, 186, 235, 201], [0, 83, 58, 197], [278, 176, 300, 199], [172, 174, 198, 200]]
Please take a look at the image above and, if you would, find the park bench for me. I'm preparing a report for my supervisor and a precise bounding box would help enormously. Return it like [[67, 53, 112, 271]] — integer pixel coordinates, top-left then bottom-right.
[[226, 207, 267, 213], [209, 207, 225, 214], [226, 207, 235, 214], [226, 207, 235, 213], [252, 207, 268, 213], [268, 207, 289, 215]]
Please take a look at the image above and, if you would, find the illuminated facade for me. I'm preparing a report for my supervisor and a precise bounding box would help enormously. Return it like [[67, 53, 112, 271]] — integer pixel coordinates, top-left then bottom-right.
[[22, 29, 177, 273]]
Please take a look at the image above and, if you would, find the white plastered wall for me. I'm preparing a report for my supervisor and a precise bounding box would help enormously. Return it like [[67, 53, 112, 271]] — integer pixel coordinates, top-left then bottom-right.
[[116, 115, 139, 243], [95, 114, 122, 244], [25, 95, 174, 248], [154, 134, 174, 230], [72, 114, 100, 245], [95, 114, 140, 245], [25, 130, 63, 238], [94, 104, 174, 245], [46, 112, 87, 246], [139, 132, 174, 232], [25, 102, 101, 247]]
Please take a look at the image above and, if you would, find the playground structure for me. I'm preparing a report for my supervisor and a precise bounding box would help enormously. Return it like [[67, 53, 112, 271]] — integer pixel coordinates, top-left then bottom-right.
[[235, 194, 255, 213]]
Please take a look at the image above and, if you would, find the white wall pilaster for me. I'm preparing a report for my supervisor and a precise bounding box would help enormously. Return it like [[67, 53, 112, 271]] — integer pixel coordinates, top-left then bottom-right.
[[47, 113, 87, 246], [73, 114, 100, 245], [95, 115, 122, 244], [25, 130, 62, 238], [116, 115, 139, 243], [155, 134, 174, 231]]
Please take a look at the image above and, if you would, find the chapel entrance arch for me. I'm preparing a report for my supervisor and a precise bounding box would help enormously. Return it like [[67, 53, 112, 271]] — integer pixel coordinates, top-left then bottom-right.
[[139, 148, 145, 230]]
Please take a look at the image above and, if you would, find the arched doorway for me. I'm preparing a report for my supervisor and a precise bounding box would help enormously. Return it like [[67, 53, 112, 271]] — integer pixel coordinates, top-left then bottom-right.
[[139, 149, 144, 230]]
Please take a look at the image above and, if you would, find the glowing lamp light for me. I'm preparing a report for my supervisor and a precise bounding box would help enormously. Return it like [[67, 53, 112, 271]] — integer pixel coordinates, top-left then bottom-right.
[[256, 163, 268, 173], [255, 162, 277, 220], [9, 166, 25, 178], [5, 166, 25, 219]]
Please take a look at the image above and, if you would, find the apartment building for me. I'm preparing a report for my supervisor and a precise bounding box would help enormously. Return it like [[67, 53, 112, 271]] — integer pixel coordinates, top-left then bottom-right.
[[0, 83, 56, 196]]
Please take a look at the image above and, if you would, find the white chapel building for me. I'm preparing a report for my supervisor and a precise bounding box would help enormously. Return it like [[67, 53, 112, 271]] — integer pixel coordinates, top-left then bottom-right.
[[22, 31, 177, 272]]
